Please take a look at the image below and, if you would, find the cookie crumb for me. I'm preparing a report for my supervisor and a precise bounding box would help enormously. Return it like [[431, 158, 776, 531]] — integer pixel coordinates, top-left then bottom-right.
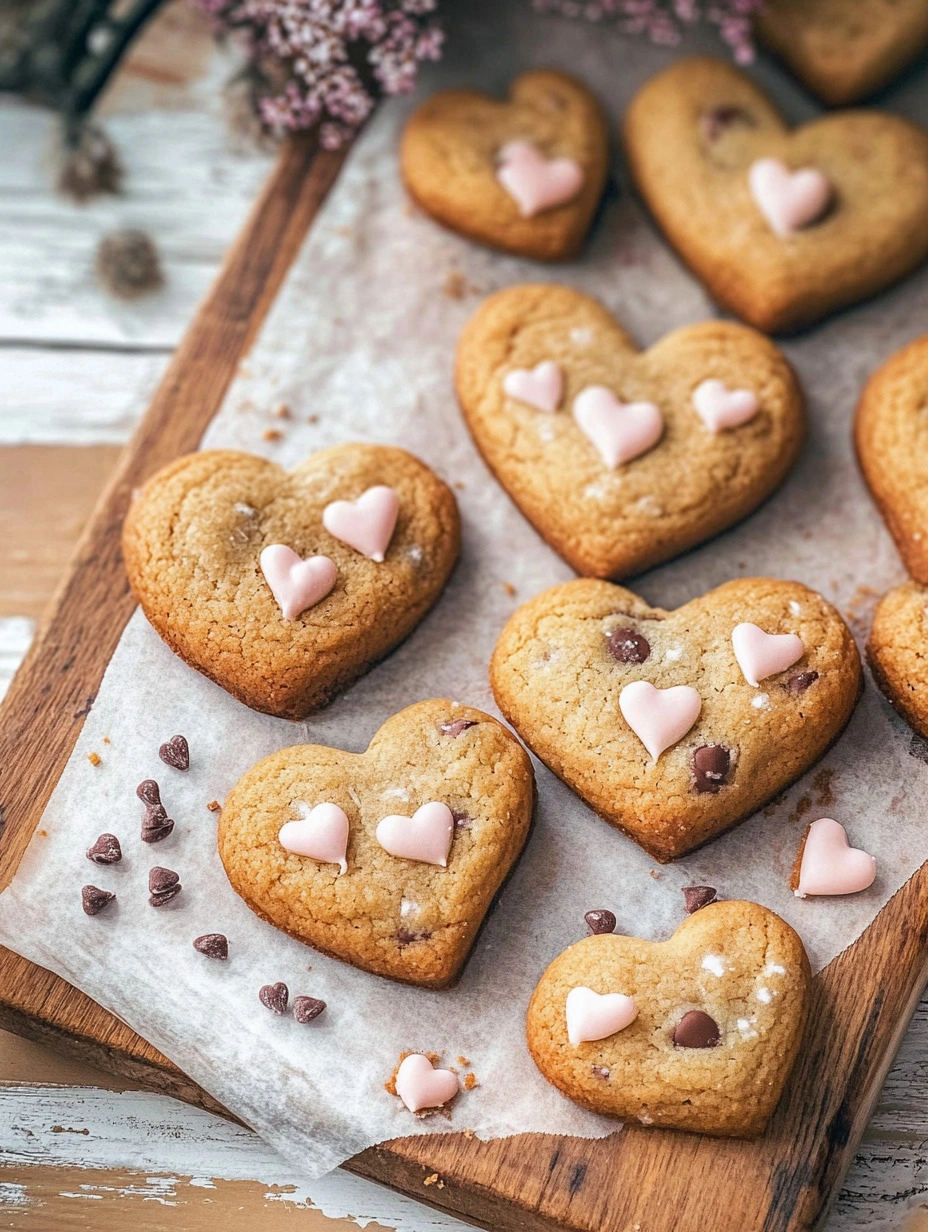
[[263, 428, 283, 442], [274, 403, 291, 419], [649, 869, 661, 880], [454, 480, 466, 490], [443, 271, 468, 299], [457, 1056, 471, 1067], [307, 413, 319, 425], [502, 582, 517, 597], [207, 800, 221, 812], [102, 736, 111, 744], [463, 1072, 478, 1091], [462, 1127, 476, 1139], [87, 752, 101, 766], [423, 1173, 439, 1187]]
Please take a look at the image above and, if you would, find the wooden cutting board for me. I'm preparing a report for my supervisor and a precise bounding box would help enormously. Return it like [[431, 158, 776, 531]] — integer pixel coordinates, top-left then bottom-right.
[[1, 131, 927, 1232]]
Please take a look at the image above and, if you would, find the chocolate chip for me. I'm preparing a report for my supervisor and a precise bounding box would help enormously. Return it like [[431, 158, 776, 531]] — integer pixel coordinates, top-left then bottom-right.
[[682, 885, 717, 914], [149, 866, 179, 894], [673, 1010, 722, 1049], [293, 995, 326, 1023], [700, 105, 754, 142], [452, 810, 472, 833], [82, 885, 115, 916], [159, 735, 189, 771], [584, 909, 616, 935], [86, 833, 122, 864], [787, 671, 818, 695], [137, 779, 174, 843], [606, 627, 650, 664], [259, 982, 289, 1015], [692, 745, 730, 793], [440, 719, 477, 737], [149, 885, 182, 907], [194, 933, 228, 960], [397, 927, 432, 945], [591, 1065, 611, 1080], [148, 866, 181, 907]]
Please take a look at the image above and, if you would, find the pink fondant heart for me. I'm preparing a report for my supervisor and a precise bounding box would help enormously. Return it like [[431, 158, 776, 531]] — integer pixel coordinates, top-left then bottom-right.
[[503, 360, 564, 413], [565, 986, 638, 1047], [748, 157, 832, 237], [619, 680, 702, 763], [573, 386, 663, 469], [732, 622, 804, 687], [376, 801, 454, 866], [395, 1053, 459, 1113], [260, 545, 337, 621], [692, 378, 759, 432], [496, 140, 584, 217], [795, 818, 876, 897], [322, 485, 399, 563], [278, 802, 349, 874]]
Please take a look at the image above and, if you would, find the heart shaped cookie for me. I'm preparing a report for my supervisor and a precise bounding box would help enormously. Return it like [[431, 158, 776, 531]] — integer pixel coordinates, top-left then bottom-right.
[[623, 57, 928, 332], [122, 444, 459, 719], [217, 700, 535, 987], [491, 577, 861, 861], [401, 70, 609, 261], [456, 284, 804, 578], [855, 333, 928, 584], [868, 580, 928, 740], [526, 900, 810, 1137], [756, 0, 928, 106]]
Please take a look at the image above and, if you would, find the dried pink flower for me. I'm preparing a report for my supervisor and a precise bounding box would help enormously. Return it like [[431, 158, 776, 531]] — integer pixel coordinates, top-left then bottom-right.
[[195, 0, 443, 143]]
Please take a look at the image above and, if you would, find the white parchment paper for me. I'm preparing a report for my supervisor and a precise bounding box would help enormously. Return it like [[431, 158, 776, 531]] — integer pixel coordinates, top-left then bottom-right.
[[3, 0, 928, 1179]]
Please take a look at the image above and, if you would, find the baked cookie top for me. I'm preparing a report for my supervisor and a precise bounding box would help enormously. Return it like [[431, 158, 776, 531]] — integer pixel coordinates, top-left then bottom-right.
[[624, 57, 928, 332], [527, 899, 810, 1137], [401, 69, 609, 260], [122, 443, 459, 718], [218, 699, 535, 987], [456, 282, 804, 578], [491, 577, 862, 861]]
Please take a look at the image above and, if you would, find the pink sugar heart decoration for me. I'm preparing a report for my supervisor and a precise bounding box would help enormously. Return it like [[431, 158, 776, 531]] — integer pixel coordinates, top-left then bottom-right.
[[692, 378, 759, 433], [732, 621, 804, 688], [565, 986, 638, 1047], [795, 818, 876, 897], [496, 139, 584, 217], [503, 360, 564, 414], [395, 1053, 459, 1113], [748, 157, 832, 238], [278, 802, 350, 875], [260, 545, 337, 621], [573, 386, 663, 469], [375, 801, 454, 866], [619, 680, 702, 763], [322, 485, 399, 563]]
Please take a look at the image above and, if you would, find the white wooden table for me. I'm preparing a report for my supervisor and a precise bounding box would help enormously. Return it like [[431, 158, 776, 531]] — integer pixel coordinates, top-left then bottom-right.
[[2, 4, 928, 1228]]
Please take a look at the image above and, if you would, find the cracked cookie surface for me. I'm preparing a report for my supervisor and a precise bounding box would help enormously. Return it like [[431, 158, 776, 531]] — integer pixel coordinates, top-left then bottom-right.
[[218, 699, 535, 987], [491, 577, 861, 861]]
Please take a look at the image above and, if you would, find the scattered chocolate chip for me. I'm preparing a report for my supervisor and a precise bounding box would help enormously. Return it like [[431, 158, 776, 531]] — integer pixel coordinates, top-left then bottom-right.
[[787, 671, 819, 696], [700, 104, 754, 142], [82, 885, 115, 916], [397, 927, 433, 945], [673, 1010, 722, 1049], [440, 719, 477, 737], [451, 810, 472, 833], [149, 867, 179, 894], [606, 627, 650, 664], [149, 886, 182, 907], [293, 995, 326, 1023], [159, 735, 189, 771], [682, 886, 717, 914], [591, 1065, 611, 1080], [584, 909, 616, 935], [692, 745, 730, 794], [137, 779, 175, 843], [194, 933, 228, 961], [260, 982, 289, 1015], [86, 833, 122, 864]]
